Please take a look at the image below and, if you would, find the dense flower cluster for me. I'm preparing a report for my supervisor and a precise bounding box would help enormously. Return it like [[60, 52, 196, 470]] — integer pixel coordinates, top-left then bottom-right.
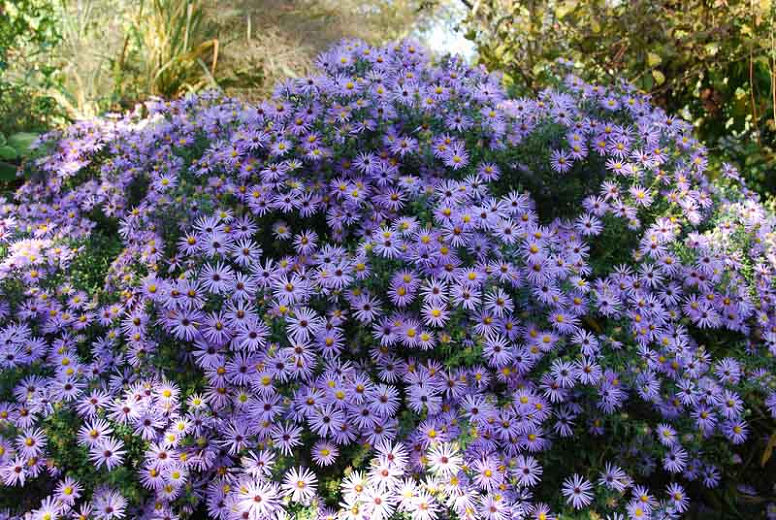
[[0, 40, 775, 520]]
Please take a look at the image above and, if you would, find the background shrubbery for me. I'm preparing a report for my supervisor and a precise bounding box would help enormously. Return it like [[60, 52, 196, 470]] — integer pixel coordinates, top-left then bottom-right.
[[453, 0, 776, 196], [3, 1, 776, 197], [0, 0, 456, 189]]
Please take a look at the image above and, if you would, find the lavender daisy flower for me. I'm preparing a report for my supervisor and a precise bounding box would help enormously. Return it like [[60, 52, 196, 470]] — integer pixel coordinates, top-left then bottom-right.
[[90, 436, 126, 471], [312, 440, 339, 467], [16, 428, 46, 459], [562, 474, 593, 510], [283, 466, 318, 505], [515, 455, 543, 488], [92, 487, 127, 520], [550, 149, 573, 173], [665, 482, 688, 513], [2, 457, 27, 486]]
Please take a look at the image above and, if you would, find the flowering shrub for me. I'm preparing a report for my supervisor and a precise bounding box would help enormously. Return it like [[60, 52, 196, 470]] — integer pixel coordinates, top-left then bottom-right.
[[0, 39, 775, 520]]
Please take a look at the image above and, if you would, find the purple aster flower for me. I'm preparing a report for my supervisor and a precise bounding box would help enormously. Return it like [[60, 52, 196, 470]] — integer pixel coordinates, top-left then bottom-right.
[[443, 142, 469, 170], [234, 317, 270, 352], [598, 462, 630, 492], [90, 436, 126, 471], [663, 445, 687, 474], [311, 440, 338, 467], [665, 482, 688, 513], [550, 149, 573, 173], [515, 454, 543, 488], [16, 427, 46, 459], [55, 475, 83, 505], [235, 480, 282, 519], [282, 466, 318, 505], [271, 422, 303, 456], [92, 487, 127, 520], [2, 457, 27, 486], [722, 419, 749, 444], [562, 474, 594, 510]]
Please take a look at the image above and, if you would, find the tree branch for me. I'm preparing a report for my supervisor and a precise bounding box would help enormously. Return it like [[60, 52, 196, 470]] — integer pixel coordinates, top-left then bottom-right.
[[513, 65, 538, 95]]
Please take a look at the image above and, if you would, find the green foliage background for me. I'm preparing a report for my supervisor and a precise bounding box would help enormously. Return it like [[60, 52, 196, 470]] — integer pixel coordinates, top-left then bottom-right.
[[0, 0, 456, 190], [453, 0, 776, 196], [7, 0, 773, 196]]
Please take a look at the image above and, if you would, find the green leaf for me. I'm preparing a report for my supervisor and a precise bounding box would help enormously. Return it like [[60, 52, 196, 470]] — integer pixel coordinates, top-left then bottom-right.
[[7, 132, 38, 156], [555, 0, 578, 19], [0, 162, 18, 182], [0, 146, 17, 160]]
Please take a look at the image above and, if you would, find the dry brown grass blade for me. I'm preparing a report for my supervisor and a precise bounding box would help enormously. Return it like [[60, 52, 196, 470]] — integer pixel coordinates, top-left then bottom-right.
[[153, 39, 218, 84], [762, 431, 776, 467]]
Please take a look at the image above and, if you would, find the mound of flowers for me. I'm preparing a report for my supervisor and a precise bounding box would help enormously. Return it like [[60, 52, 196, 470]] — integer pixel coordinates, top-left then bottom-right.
[[0, 39, 775, 520]]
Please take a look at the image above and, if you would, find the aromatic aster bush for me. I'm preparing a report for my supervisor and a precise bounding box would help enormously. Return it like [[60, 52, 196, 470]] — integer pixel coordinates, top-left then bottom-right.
[[0, 39, 775, 520]]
